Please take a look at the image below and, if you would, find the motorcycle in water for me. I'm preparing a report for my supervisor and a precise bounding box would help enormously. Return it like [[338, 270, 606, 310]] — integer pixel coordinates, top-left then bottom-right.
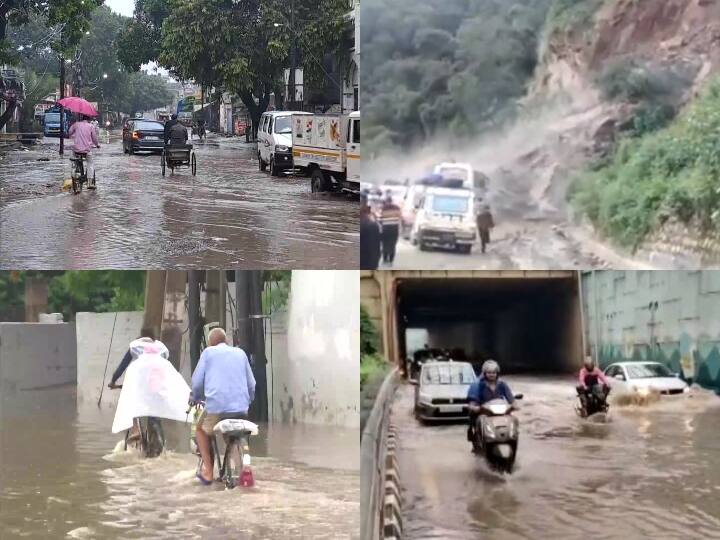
[[471, 394, 523, 474], [575, 384, 610, 418]]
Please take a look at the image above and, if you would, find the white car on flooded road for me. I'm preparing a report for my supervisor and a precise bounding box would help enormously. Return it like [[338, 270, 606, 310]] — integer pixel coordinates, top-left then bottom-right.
[[413, 361, 477, 421], [604, 361, 689, 396]]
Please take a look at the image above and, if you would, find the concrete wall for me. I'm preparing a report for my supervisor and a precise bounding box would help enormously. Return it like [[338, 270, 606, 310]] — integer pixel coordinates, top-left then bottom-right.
[[277, 270, 360, 428], [0, 322, 76, 393], [581, 271, 720, 392], [76, 311, 144, 409]]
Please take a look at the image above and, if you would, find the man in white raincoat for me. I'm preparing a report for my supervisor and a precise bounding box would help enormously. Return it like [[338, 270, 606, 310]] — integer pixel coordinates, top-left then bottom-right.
[[111, 340, 192, 442]]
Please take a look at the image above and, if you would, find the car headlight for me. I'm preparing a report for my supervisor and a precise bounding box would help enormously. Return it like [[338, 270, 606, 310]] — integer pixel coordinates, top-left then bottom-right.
[[275, 144, 290, 152], [637, 387, 650, 397], [683, 386, 690, 393], [418, 392, 433, 405]]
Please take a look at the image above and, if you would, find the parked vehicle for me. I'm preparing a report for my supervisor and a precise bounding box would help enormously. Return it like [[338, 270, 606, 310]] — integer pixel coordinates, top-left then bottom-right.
[[292, 111, 360, 194], [123, 119, 166, 154], [604, 362, 689, 396], [43, 106, 70, 138], [411, 186, 477, 253], [401, 184, 428, 239], [471, 394, 522, 474], [257, 110, 309, 176], [413, 361, 476, 421]]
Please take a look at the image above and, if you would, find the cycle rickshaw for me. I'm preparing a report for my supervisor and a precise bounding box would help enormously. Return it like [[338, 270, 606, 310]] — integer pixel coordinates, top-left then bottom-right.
[[161, 143, 197, 176]]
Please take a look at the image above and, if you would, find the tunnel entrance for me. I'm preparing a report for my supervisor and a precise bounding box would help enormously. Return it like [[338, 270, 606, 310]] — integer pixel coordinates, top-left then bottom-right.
[[395, 275, 583, 374]]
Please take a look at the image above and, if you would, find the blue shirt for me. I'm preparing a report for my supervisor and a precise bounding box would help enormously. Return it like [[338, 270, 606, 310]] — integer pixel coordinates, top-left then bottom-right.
[[467, 377, 514, 405], [190, 344, 256, 414]]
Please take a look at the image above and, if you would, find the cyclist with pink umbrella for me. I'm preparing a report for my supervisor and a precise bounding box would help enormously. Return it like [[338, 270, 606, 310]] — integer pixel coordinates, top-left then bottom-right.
[[59, 97, 101, 189]]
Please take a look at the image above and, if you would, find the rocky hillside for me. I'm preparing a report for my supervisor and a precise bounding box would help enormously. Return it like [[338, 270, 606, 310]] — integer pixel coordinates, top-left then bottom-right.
[[530, 0, 720, 264]]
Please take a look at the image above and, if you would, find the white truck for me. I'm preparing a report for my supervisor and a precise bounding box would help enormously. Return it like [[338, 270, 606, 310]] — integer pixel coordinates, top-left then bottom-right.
[[292, 111, 360, 194]]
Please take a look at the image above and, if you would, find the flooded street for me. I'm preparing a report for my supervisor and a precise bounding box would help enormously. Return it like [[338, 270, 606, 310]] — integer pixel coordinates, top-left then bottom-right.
[[391, 376, 720, 540], [0, 386, 359, 539], [0, 134, 358, 269]]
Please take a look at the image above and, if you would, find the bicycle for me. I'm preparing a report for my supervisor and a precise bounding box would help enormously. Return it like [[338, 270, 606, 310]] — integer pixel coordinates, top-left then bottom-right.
[[187, 402, 257, 489], [69, 150, 97, 195], [110, 385, 165, 458]]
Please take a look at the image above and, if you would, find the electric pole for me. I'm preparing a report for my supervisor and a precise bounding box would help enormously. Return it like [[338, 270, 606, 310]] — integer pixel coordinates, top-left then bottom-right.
[[59, 53, 65, 156]]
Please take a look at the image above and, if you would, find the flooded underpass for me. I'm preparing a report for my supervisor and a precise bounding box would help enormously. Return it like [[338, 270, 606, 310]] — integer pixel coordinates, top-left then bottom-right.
[[391, 377, 720, 540], [0, 386, 359, 539], [0, 133, 358, 269]]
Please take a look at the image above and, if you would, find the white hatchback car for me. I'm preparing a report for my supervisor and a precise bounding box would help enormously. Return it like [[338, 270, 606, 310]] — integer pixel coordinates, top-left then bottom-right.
[[604, 361, 689, 396], [414, 361, 476, 421]]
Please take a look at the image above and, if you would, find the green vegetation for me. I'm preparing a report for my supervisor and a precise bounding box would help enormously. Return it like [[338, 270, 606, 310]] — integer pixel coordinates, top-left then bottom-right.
[[571, 78, 720, 248], [363, 0, 554, 154], [262, 271, 291, 315], [0, 271, 145, 322], [544, 0, 605, 36], [360, 305, 388, 388], [119, 0, 351, 132]]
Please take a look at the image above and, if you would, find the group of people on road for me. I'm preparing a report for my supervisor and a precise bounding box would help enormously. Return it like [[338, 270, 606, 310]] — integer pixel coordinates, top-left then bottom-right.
[[108, 326, 256, 486]]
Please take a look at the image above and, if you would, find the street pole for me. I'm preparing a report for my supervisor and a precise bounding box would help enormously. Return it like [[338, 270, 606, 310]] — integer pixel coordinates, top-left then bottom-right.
[[188, 270, 203, 373], [288, 0, 296, 111], [59, 54, 65, 156]]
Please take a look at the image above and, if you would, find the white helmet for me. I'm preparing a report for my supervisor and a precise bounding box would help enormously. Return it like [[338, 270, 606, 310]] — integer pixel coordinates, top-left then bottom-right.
[[482, 359, 500, 375]]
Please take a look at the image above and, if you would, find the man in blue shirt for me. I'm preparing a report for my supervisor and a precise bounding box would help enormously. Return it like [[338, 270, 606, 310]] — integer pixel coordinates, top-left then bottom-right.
[[190, 327, 256, 484], [466, 359, 516, 451]]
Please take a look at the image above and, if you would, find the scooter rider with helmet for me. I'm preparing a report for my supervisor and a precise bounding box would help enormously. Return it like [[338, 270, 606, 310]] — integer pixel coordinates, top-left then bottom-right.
[[466, 359, 516, 452]]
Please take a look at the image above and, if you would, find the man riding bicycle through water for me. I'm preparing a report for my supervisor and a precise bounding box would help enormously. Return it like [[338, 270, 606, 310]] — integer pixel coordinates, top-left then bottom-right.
[[68, 114, 100, 188], [108, 328, 169, 441], [189, 327, 256, 485]]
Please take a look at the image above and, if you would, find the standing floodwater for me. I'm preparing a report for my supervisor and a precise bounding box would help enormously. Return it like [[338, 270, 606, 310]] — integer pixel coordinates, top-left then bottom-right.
[[392, 376, 720, 540], [0, 386, 359, 539]]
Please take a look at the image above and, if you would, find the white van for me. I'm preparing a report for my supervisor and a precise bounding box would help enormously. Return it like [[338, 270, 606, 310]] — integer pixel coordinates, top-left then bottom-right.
[[411, 186, 477, 253], [257, 110, 310, 176]]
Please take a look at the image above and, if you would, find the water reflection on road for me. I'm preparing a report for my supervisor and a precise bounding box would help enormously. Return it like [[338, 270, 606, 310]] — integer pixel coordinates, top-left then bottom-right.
[[393, 376, 720, 540], [0, 386, 359, 539]]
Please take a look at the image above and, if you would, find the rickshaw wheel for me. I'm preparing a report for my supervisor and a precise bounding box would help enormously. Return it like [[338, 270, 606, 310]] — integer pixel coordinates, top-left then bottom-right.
[[191, 152, 197, 176], [161, 151, 166, 176]]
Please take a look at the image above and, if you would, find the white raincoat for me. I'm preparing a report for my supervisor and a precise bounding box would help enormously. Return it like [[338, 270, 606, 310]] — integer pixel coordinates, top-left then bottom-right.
[[111, 349, 192, 434]]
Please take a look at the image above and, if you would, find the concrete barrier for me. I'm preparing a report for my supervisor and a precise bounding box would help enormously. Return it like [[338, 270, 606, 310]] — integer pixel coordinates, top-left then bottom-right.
[[76, 311, 144, 409], [0, 322, 76, 393], [361, 368, 401, 540]]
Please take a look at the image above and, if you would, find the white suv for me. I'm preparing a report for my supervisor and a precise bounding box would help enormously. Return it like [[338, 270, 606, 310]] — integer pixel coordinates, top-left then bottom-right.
[[411, 186, 477, 253]]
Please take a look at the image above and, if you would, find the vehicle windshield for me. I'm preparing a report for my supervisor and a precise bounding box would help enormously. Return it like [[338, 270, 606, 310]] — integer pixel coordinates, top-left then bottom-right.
[[136, 121, 163, 130], [438, 167, 469, 182], [422, 364, 476, 385], [625, 363, 673, 379], [45, 113, 60, 121], [431, 195, 468, 214], [274, 116, 292, 134]]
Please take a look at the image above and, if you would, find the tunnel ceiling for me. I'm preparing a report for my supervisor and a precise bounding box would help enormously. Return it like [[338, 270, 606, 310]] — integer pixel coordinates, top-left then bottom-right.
[[397, 278, 576, 325]]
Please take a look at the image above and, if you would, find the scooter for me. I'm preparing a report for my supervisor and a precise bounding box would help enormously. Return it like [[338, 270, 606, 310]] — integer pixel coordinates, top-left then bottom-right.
[[471, 394, 523, 474], [575, 384, 610, 418]]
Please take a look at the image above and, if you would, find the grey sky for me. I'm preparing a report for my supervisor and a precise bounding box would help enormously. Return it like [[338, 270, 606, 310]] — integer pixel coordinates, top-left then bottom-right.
[[105, 0, 134, 17]]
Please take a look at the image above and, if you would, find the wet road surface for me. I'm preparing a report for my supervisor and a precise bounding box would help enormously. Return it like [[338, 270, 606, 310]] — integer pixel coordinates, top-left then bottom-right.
[[391, 376, 720, 540], [0, 133, 358, 269], [0, 386, 359, 539]]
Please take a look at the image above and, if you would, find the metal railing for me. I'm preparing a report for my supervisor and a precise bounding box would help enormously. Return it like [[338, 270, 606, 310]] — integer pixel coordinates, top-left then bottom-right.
[[360, 368, 400, 540]]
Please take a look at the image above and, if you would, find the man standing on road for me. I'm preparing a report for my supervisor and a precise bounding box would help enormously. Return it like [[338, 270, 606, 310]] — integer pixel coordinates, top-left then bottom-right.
[[164, 113, 179, 145], [379, 194, 402, 264], [361, 196, 382, 270], [476, 204, 495, 254], [190, 328, 256, 485]]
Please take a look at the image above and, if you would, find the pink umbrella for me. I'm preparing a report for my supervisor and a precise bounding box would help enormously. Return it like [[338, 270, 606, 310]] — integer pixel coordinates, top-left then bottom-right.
[[57, 97, 98, 117]]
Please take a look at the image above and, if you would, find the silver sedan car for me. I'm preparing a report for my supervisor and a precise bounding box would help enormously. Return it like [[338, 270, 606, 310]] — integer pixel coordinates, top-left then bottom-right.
[[414, 361, 477, 421]]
